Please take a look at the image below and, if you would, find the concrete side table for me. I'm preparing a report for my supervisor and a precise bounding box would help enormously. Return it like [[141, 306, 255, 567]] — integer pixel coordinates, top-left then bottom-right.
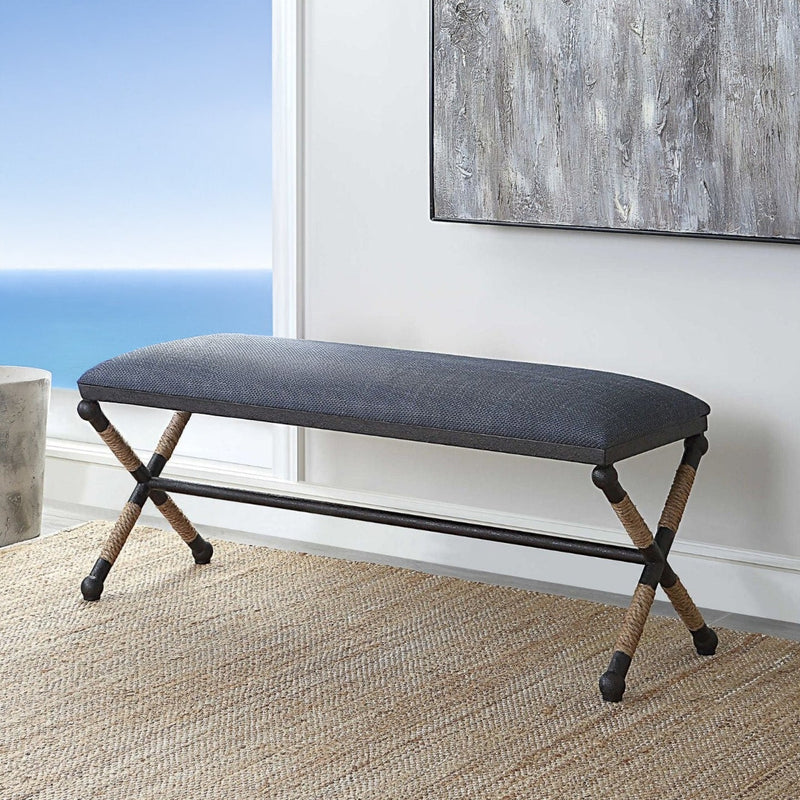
[[0, 367, 51, 546]]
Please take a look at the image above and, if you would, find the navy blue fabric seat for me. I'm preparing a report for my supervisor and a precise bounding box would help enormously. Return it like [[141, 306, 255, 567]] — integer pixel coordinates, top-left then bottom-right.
[[78, 335, 709, 466]]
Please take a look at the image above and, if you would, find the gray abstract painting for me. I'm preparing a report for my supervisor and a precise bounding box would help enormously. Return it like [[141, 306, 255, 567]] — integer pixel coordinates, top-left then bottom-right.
[[431, 1, 800, 241]]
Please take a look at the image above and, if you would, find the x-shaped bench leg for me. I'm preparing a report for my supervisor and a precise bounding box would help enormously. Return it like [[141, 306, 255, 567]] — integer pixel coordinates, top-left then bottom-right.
[[592, 434, 717, 702], [77, 400, 213, 601]]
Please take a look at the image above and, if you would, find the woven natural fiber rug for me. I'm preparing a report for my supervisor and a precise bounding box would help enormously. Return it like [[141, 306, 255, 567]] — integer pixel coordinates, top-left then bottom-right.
[[2, 523, 799, 799]]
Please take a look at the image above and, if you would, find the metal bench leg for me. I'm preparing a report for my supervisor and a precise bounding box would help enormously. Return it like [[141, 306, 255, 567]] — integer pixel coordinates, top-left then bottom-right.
[[150, 491, 213, 565], [77, 401, 213, 601], [593, 465, 664, 702], [654, 435, 717, 656], [592, 434, 716, 702], [145, 410, 213, 565]]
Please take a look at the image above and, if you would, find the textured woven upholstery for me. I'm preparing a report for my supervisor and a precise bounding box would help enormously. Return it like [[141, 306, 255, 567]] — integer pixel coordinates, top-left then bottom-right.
[[78, 335, 709, 465]]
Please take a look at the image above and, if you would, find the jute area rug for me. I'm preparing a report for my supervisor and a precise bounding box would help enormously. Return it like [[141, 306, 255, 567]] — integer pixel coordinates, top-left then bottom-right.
[[1, 523, 799, 799]]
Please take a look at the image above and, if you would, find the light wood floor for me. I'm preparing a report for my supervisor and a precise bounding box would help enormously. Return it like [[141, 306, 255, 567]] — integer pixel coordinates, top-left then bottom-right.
[[41, 505, 800, 643]]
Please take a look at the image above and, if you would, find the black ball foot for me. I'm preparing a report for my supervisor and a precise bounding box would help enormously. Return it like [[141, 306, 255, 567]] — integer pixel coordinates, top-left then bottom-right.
[[81, 575, 104, 601], [599, 671, 626, 703], [692, 625, 718, 656], [189, 536, 214, 565]]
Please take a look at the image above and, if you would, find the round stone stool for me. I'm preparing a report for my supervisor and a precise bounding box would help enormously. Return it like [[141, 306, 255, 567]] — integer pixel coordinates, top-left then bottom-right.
[[0, 367, 51, 546]]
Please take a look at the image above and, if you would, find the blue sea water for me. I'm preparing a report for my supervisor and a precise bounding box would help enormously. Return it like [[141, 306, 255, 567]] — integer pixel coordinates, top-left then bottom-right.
[[0, 270, 273, 388]]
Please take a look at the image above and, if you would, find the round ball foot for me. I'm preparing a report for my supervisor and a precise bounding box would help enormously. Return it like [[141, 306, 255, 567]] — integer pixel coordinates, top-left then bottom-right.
[[191, 538, 214, 565], [81, 575, 104, 601], [692, 625, 718, 656], [599, 671, 626, 703]]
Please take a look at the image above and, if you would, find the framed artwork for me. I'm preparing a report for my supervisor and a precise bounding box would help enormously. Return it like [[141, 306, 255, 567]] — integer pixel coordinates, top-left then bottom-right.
[[430, 1, 800, 243]]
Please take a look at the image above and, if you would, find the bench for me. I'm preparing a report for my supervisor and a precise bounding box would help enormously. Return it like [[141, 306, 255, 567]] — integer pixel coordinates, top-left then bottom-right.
[[76, 334, 717, 702]]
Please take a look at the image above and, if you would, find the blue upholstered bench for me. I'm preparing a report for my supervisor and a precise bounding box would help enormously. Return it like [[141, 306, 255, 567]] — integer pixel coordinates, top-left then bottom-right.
[[76, 335, 716, 701]]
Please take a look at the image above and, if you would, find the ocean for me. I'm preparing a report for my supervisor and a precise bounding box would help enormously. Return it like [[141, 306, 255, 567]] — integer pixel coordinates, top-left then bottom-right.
[[0, 269, 273, 388]]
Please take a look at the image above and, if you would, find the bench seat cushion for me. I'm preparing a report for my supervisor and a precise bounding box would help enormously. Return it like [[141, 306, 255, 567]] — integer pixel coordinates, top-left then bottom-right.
[[78, 335, 709, 465]]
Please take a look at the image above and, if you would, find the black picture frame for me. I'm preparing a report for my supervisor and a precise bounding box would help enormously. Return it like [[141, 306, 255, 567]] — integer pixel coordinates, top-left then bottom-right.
[[429, 0, 800, 246]]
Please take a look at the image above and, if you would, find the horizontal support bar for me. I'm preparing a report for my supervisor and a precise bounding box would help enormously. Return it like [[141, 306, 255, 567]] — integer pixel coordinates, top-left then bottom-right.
[[148, 476, 646, 565]]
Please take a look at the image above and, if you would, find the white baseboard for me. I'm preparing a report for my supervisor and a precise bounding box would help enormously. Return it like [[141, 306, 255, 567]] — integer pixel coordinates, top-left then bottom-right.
[[45, 438, 800, 625]]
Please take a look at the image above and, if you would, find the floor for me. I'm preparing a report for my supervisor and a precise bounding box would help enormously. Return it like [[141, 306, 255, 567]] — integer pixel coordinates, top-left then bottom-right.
[[40, 504, 800, 643]]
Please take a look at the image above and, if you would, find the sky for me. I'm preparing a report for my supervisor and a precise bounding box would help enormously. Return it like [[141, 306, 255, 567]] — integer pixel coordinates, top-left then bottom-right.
[[0, 0, 272, 270]]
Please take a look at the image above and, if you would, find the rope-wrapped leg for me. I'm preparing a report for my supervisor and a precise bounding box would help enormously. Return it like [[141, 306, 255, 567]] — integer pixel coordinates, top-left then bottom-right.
[[592, 435, 716, 700], [661, 574, 717, 655], [656, 435, 718, 656], [145, 412, 213, 564], [151, 411, 192, 466], [77, 401, 150, 601], [593, 466, 664, 702], [601, 584, 658, 702], [81, 490, 146, 601], [77, 402, 212, 598], [151, 491, 213, 564], [78, 400, 148, 481]]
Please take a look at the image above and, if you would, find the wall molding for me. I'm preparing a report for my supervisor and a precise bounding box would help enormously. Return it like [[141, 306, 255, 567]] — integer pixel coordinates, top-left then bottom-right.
[[46, 437, 800, 624], [271, 0, 304, 482], [46, 437, 274, 489]]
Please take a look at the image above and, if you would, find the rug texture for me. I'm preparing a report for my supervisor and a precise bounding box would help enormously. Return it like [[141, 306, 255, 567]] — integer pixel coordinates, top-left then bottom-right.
[[1, 523, 799, 800]]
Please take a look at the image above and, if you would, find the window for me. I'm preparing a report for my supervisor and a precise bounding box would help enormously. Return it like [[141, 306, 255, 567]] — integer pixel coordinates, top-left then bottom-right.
[[0, 1, 273, 469]]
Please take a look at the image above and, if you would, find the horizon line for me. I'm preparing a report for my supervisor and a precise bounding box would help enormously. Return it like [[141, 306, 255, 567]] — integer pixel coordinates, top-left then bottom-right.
[[0, 264, 273, 272]]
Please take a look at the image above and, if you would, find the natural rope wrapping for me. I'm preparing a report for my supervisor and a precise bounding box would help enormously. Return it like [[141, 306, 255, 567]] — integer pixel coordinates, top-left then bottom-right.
[[154, 412, 192, 461], [614, 583, 656, 658], [99, 502, 142, 563], [610, 495, 654, 550], [663, 578, 706, 632], [98, 425, 143, 474], [659, 464, 696, 533], [156, 496, 199, 544]]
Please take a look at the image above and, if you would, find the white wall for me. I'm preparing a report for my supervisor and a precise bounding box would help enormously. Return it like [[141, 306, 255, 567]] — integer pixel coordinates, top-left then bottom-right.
[[298, 3, 800, 615]]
